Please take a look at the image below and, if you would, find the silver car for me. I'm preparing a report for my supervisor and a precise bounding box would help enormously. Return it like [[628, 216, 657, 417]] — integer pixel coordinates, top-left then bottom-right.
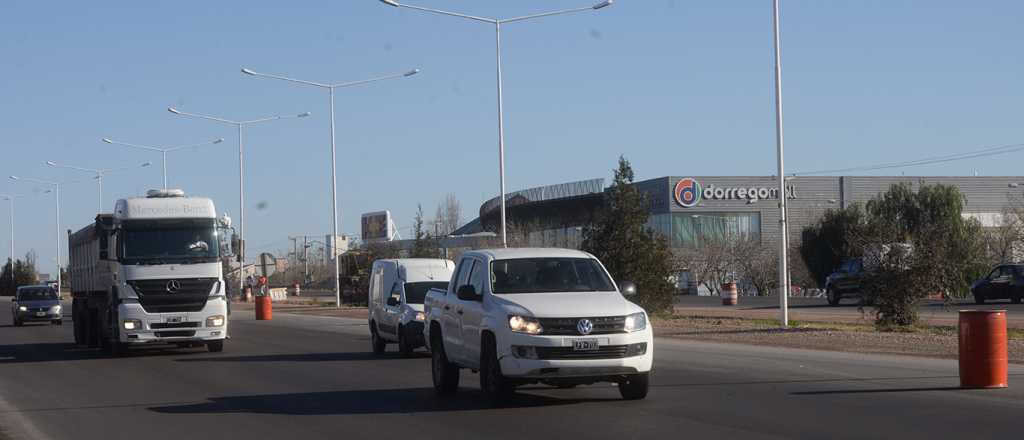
[[11, 285, 63, 326]]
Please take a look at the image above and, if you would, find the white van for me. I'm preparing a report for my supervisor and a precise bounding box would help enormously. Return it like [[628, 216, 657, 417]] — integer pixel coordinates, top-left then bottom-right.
[[368, 258, 455, 356]]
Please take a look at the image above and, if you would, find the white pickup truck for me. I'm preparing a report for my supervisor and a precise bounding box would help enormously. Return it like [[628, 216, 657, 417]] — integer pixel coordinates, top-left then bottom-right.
[[423, 248, 653, 402]]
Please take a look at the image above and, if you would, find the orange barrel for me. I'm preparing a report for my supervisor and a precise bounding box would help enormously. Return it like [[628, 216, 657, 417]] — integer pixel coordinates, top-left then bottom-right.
[[255, 295, 273, 321], [720, 282, 738, 306], [958, 310, 1008, 389]]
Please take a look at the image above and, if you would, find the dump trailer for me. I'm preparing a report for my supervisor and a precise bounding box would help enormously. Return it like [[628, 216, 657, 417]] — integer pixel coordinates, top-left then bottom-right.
[[69, 189, 230, 355]]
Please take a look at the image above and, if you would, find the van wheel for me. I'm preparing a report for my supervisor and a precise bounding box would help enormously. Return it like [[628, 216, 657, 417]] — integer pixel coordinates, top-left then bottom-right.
[[827, 289, 840, 306], [480, 335, 514, 404], [370, 323, 386, 355], [618, 373, 650, 400], [398, 325, 414, 358], [207, 340, 224, 353], [13, 319, 22, 327], [431, 331, 459, 395]]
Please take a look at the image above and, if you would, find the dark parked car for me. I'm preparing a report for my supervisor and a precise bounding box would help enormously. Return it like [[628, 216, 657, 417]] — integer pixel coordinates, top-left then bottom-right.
[[971, 264, 1024, 304], [825, 259, 865, 306], [10, 285, 63, 326]]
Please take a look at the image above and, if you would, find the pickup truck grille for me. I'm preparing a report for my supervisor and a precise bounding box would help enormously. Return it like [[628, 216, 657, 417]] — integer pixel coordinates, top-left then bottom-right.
[[128, 278, 216, 313], [535, 345, 630, 360], [537, 316, 627, 336]]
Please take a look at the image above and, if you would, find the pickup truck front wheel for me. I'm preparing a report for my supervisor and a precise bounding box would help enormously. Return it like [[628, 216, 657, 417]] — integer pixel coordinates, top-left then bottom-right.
[[480, 335, 513, 404], [618, 373, 650, 400], [431, 330, 459, 395]]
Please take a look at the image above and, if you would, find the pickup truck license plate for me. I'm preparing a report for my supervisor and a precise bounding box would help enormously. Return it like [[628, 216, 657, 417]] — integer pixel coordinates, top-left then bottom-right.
[[35, 312, 46, 317], [166, 316, 184, 323], [573, 339, 600, 351]]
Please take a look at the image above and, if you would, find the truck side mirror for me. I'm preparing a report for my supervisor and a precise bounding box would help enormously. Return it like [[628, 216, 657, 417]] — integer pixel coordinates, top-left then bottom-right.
[[456, 285, 480, 301], [619, 281, 637, 297]]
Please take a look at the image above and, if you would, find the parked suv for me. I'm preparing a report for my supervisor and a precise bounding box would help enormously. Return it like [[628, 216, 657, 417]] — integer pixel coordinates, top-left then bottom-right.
[[423, 248, 653, 402], [970, 264, 1024, 304], [825, 259, 865, 306], [11, 285, 63, 326]]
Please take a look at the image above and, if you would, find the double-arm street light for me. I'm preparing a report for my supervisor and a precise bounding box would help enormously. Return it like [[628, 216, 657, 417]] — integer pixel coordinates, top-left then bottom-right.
[[380, 0, 613, 247], [8, 176, 64, 293], [167, 107, 310, 298], [771, 0, 790, 328], [45, 160, 152, 211], [102, 137, 224, 189], [240, 66, 420, 307]]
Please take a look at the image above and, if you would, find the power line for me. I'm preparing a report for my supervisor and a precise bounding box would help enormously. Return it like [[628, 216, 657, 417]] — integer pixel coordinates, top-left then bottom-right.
[[793, 141, 1024, 176]]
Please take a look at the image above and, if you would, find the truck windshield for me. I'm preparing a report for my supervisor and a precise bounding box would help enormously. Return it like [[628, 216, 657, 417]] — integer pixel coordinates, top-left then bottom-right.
[[121, 220, 220, 264], [491, 258, 616, 294], [17, 288, 58, 301], [404, 281, 449, 304]]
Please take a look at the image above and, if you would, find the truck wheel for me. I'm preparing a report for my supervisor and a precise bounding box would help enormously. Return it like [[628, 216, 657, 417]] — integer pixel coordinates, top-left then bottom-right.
[[370, 323, 386, 355], [398, 325, 414, 358], [480, 336, 513, 404], [827, 289, 840, 306], [431, 331, 459, 395], [207, 340, 224, 353], [618, 373, 650, 400]]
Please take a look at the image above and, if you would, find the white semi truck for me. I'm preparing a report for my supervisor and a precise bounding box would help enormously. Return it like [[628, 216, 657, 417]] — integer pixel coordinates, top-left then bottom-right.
[[69, 189, 231, 355]]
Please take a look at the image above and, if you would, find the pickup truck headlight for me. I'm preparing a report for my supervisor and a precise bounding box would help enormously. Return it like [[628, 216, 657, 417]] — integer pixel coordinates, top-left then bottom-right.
[[508, 315, 543, 335], [623, 312, 647, 332], [414, 312, 425, 322]]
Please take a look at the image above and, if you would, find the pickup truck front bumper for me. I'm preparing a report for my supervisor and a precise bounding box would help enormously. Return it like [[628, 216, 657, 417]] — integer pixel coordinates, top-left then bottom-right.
[[498, 328, 654, 378]]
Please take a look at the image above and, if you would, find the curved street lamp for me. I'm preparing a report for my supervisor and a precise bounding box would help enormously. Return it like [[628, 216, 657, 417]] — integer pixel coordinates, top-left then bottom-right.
[[102, 137, 224, 189], [45, 160, 152, 211]]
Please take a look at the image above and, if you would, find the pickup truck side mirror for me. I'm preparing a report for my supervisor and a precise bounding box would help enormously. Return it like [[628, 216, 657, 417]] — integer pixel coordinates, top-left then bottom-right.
[[456, 285, 481, 301], [386, 297, 400, 307], [619, 281, 637, 297]]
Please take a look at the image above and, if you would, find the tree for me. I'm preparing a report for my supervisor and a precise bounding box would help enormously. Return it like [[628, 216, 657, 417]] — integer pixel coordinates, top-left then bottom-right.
[[582, 156, 676, 315], [411, 204, 441, 258], [0, 252, 40, 296], [800, 204, 867, 287], [434, 193, 463, 236]]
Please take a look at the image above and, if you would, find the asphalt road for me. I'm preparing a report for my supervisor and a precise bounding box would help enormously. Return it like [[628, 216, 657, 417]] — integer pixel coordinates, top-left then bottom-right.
[[1, 303, 1023, 440], [676, 295, 1024, 327]]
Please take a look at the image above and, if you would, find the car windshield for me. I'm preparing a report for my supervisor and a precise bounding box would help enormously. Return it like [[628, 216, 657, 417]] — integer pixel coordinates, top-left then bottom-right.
[[491, 257, 616, 294], [404, 281, 449, 304], [17, 288, 58, 301], [121, 220, 220, 264]]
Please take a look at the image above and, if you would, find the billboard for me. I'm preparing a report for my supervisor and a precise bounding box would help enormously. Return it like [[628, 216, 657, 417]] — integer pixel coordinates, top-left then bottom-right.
[[361, 211, 394, 242]]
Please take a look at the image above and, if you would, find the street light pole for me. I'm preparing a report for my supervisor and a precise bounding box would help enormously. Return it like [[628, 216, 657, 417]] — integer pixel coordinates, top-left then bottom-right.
[[167, 107, 310, 300], [380, 0, 613, 248], [45, 161, 152, 211], [102, 137, 224, 189], [772, 0, 790, 328], [8, 177, 63, 293], [1, 195, 16, 284], [240, 66, 419, 307]]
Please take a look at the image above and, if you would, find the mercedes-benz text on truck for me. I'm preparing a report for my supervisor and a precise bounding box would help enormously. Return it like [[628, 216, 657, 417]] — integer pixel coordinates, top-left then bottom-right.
[[423, 248, 653, 402], [69, 189, 232, 355]]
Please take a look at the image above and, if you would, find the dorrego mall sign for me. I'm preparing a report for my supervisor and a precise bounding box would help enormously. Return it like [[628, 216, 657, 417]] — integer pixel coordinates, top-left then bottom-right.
[[674, 177, 796, 208]]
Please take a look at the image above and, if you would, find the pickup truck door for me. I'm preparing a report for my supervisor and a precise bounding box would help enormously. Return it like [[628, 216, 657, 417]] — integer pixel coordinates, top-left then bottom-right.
[[443, 258, 475, 363], [458, 258, 488, 370]]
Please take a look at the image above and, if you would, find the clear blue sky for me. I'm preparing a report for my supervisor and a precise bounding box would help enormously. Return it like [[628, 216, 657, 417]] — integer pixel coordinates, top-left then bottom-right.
[[2, 0, 1022, 270]]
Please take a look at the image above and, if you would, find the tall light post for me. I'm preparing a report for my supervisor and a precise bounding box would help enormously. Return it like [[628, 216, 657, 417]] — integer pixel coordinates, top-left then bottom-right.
[[1, 194, 21, 284], [771, 0, 790, 328], [45, 161, 152, 211], [9, 176, 63, 293], [167, 107, 310, 298], [240, 66, 420, 307], [380, 0, 613, 247], [102, 137, 224, 189]]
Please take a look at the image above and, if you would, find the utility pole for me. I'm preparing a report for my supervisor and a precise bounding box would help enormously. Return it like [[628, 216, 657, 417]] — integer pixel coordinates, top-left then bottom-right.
[[302, 236, 310, 285]]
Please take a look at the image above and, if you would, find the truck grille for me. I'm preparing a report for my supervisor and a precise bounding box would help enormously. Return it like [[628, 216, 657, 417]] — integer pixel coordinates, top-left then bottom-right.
[[537, 316, 627, 336], [535, 345, 631, 360], [154, 330, 197, 338], [128, 278, 216, 313], [150, 322, 200, 329]]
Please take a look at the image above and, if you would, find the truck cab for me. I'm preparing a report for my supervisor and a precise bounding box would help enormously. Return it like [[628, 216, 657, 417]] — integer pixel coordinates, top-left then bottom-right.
[[69, 189, 231, 354], [423, 248, 653, 402]]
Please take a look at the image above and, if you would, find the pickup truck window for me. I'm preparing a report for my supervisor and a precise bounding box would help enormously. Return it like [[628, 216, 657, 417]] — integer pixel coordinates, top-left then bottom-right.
[[468, 261, 487, 296], [491, 258, 616, 294], [455, 258, 475, 291], [404, 282, 448, 304]]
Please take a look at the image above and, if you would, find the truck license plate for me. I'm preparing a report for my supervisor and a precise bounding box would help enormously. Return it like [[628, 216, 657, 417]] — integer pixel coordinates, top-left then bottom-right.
[[573, 339, 599, 351], [166, 316, 184, 323]]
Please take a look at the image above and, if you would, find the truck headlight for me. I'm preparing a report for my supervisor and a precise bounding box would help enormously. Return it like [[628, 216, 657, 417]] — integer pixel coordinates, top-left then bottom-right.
[[415, 312, 425, 322], [18, 306, 27, 312], [624, 312, 647, 332], [123, 319, 142, 330], [206, 315, 225, 327], [508, 315, 543, 335]]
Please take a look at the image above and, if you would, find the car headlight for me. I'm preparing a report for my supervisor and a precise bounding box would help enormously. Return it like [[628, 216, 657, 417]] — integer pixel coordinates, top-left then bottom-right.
[[414, 311, 425, 322], [623, 312, 647, 332], [508, 315, 543, 335], [122, 319, 143, 330], [51, 305, 62, 313], [18, 306, 27, 311], [206, 315, 225, 327]]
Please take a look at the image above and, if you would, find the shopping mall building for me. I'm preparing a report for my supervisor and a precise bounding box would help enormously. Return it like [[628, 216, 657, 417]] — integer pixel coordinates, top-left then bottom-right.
[[452, 175, 1024, 251]]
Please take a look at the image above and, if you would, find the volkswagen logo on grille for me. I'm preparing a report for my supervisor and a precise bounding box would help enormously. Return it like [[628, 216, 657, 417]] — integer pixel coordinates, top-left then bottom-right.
[[577, 319, 594, 335], [166, 280, 181, 293]]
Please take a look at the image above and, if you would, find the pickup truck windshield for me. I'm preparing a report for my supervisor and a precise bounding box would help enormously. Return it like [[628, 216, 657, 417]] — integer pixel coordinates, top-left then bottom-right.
[[491, 258, 616, 294], [121, 220, 220, 264], [404, 281, 449, 304], [17, 288, 58, 301]]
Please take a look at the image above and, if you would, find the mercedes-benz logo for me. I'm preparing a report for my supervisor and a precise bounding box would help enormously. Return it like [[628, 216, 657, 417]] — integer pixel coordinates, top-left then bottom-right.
[[577, 319, 594, 335], [166, 280, 181, 293]]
